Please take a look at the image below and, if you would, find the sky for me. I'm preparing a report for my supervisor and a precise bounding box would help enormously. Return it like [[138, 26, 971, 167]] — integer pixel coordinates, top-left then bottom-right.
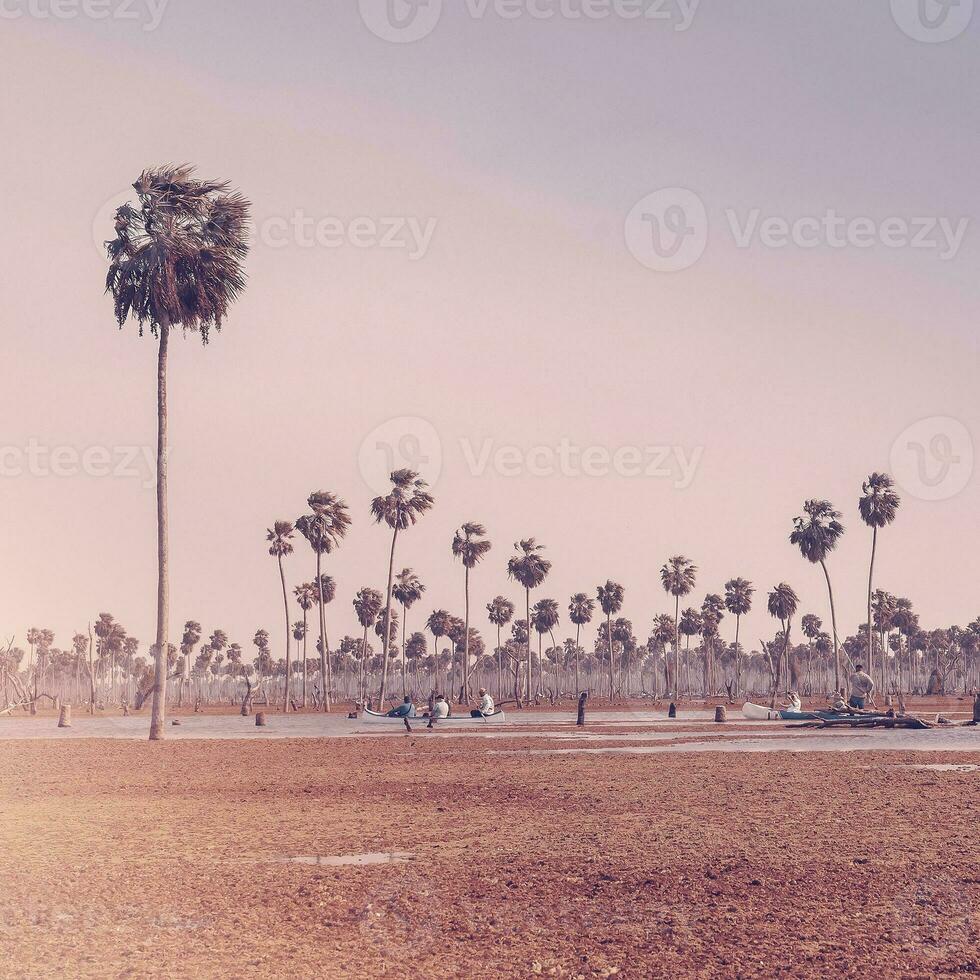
[[1, 0, 977, 662]]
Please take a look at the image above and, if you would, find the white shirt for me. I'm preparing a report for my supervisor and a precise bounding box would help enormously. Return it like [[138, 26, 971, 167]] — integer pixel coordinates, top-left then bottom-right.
[[479, 693, 495, 715], [433, 700, 449, 718]]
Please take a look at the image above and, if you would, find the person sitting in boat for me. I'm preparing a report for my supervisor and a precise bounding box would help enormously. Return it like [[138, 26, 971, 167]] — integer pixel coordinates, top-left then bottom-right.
[[848, 664, 875, 709], [783, 691, 802, 713], [470, 688, 495, 718], [386, 696, 415, 718]]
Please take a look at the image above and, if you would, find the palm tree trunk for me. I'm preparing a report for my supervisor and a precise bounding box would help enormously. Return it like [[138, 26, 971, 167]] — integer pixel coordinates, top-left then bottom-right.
[[400, 609, 407, 696], [607, 612, 614, 702], [377, 527, 399, 710], [525, 588, 532, 702], [673, 595, 680, 702], [819, 559, 842, 695], [574, 623, 581, 695], [302, 608, 308, 707], [315, 555, 331, 712], [88, 624, 95, 714], [463, 565, 471, 702], [496, 625, 502, 700], [734, 614, 741, 698], [149, 321, 170, 741], [278, 554, 291, 712], [867, 526, 878, 683]]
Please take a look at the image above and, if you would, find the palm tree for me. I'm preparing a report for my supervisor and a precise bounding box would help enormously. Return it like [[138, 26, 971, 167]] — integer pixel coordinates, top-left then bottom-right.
[[859, 473, 901, 683], [371, 470, 434, 710], [266, 521, 295, 711], [293, 582, 317, 706], [651, 613, 675, 696], [392, 569, 426, 695], [507, 540, 552, 702], [452, 523, 492, 701], [766, 583, 799, 707], [353, 588, 384, 703], [568, 593, 595, 695], [660, 557, 697, 701], [596, 581, 625, 700], [678, 608, 702, 696], [426, 609, 454, 695], [700, 594, 724, 695], [486, 597, 515, 698], [790, 499, 845, 694], [296, 490, 351, 711], [723, 578, 754, 699], [106, 166, 250, 740], [532, 598, 561, 697]]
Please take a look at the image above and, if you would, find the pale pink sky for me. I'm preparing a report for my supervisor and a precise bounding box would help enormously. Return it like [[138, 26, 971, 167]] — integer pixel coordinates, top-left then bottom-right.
[[1, 3, 977, 660]]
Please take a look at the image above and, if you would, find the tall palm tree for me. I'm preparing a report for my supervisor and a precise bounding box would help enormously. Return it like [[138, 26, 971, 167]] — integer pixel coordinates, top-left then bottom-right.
[[568, 593, 595, 695], [266, 521, 295, 711], [723, 578, 754, 699], [507, 539, 552, 702], [106, 166, 250, 740], [859, 473, 901, 682], [452, 523, 492, 701], [371, 470, 434, 710], [296, 490, 351, 711], [660, 557, 697, 701], [596, 581, 625, 700], [790, 499, 845, 693], [353, 588, 384, 703], [486, 597, 515, 698], [293, 582, 317, 706], [392, 568, 426, 695], [766, 583, 799, 707], [426, 609, 454, 695]]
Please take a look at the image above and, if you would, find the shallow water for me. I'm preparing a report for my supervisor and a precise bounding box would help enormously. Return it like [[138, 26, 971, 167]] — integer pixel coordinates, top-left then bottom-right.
[[269, 852, 414, 867]]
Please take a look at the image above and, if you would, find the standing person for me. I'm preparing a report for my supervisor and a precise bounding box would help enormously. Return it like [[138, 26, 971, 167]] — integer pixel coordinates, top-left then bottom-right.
[[471, 688, 494, 718], [848, 663, 875, 709]]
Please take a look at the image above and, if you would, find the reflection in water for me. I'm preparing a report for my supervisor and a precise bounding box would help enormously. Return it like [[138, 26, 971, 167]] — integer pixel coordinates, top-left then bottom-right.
[[271, 852, 414, 867]]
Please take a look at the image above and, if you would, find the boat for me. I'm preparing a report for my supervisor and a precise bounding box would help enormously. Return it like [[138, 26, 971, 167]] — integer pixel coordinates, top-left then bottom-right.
[[742, 702, 893, 722], [358, 708, 507, 726]]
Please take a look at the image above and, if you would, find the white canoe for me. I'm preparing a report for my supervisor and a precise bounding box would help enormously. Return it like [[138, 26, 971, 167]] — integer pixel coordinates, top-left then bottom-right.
[[359, 708, 506, 726], [741, 701, 782, 720]]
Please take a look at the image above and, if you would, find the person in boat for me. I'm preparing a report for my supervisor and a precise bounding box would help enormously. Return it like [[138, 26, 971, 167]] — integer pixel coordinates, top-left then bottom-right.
[[470, 688, 495, 718], [848, 664, 875, 709], [783, 691, 802, 713], [386, 695, 415, 718]]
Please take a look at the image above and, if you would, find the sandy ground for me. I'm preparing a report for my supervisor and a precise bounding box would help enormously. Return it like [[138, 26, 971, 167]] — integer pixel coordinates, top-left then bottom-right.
[[1, 730, 978, 979]]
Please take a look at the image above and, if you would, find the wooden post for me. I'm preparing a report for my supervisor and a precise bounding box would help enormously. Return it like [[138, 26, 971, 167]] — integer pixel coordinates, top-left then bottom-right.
[[576, 692, 588, 727], [714, 705, 727, 723], [255, 712, 267, 727], [668, 702, 677, 719], [57, 705, 71, 728]]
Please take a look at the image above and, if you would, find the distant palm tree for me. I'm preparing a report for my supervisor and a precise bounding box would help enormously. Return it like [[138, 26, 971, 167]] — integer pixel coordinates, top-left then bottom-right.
[[392, 568, 426, 695], [354, 588, 384, 703], [678, 608, 702, 696], [651, 613, 675, 696], [486, 597, 515, 698], [859, 473, 900, 683], [266, 521, 295, 711], [296, 490, 351, 711], [371, 470, 434, 710], [105, 166, 250, 740], [596, 581, 625, 700], [507, 540, 552, 702], [532, 598, 561, 697], [452, 523, 492, 701], [724, 578, 754, 699], [790, 499, 845, 693], [661, 557, 697, 701], [293, 582, 317, 706], [568, 593, 595, 695], [700, 594, 724, 695], [426, 609, 454, 695], [766, 583, 799, 707]]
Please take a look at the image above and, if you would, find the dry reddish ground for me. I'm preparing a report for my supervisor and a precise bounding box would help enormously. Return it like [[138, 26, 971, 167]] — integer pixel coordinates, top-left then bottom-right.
[[1, 733, 978, 979]]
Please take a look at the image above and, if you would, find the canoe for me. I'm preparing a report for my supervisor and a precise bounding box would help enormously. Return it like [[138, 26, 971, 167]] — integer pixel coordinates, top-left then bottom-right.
[[742, 702, 892, 722], [359, 708, 507, 726]]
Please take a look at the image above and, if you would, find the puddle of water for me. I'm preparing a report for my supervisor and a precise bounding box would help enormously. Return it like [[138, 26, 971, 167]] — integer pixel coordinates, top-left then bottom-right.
[[905, 763, 979, 773], [271, 852, 414, 867]]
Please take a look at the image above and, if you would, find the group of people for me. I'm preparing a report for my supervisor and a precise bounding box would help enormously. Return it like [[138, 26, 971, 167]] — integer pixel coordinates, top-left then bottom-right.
[[780, 663, 878, 715], [385, 688, 496, 720]]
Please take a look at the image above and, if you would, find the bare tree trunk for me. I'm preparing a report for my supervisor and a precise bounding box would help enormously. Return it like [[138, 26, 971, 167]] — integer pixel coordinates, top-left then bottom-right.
[[673, 595, 681, 701], [734, 613, 741, 698], [463, 565, 470, 701], [316, 553, 330, 712], [149, 321, 170, 741], [525, 588, 532, 702], [867, 526, 878, 683]]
